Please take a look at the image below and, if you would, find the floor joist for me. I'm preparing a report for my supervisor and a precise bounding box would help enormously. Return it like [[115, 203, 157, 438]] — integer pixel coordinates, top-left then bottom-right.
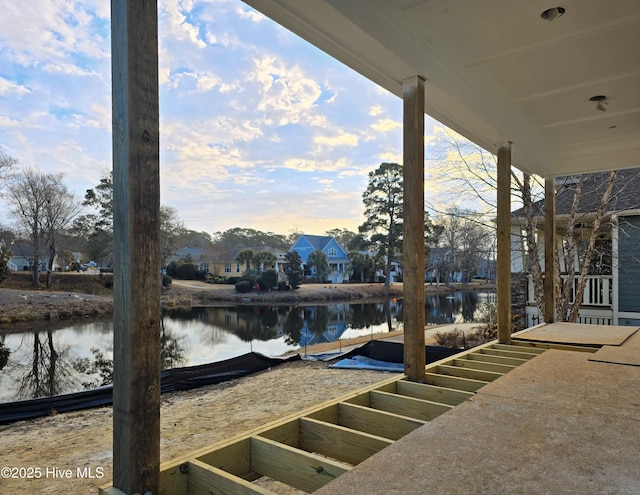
[[103, 338, 558, 495]]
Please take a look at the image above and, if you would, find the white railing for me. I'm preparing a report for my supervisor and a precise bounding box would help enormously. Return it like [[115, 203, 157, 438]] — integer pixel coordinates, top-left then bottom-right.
[[527, 275, 612, 307], [525, 306, 612, 328], [566, 275, 612, 306]]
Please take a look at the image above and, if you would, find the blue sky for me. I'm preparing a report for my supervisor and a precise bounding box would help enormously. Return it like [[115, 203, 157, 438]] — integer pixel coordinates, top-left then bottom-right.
[[0, 0, 477, 236]]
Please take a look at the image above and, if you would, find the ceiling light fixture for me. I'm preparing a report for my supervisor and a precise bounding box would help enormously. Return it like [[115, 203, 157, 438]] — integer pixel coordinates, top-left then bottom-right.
[[589, 95, 609, 112], [540, 7, 566, 21]]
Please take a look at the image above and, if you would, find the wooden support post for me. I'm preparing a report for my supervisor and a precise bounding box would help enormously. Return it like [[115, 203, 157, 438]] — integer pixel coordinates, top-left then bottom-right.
[[496, 143, 511, 344], [611, 214, 619, 325], [544, 176, 556, 323], [111, 1, 161, 494], [402, 75, 426, 382]]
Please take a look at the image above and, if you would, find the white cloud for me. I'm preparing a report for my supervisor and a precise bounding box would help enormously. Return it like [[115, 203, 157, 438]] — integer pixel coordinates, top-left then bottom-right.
[[237, 7, 265, 23], [165, 70, 237, 93], [0, 2, 109, 66], [250, 56, 325, 126], [0, 115, 21, 127], [160, 0, 207, 48], [0, 77, 29, 97], [371, 119, 401, 132], [313, 131, 359, 148], [379, 152, 402, 163], [44, 63, 99, 77]]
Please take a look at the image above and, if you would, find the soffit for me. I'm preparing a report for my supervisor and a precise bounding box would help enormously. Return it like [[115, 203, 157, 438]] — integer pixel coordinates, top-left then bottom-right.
[[243, 0, 640, 178]]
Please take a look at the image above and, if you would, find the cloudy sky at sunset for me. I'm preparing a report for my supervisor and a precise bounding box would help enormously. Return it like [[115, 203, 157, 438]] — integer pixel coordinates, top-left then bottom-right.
[[0, 0, 482, 236]]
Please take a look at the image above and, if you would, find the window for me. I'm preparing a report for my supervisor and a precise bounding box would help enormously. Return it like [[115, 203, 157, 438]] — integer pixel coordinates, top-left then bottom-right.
[[224, 263, 231, 273], [236, 263, 241, 273], [328, 248, 337, 257]]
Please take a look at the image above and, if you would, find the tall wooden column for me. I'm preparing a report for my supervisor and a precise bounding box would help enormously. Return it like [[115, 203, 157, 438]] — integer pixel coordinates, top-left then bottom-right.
[[544, 176, 556, 323], [111, 1, 161, 494], [496, 143, 511, 344], [402, 75, 425, 382], [611, 214, 619, 325]]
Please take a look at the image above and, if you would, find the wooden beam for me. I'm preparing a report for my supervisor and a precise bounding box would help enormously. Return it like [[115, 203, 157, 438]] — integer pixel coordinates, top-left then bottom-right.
[[250, 436, 350, 493], [110, 1, 161, 494], [544, 176, 556, 323], [187, 459, 275, 495], [338, 402, 425, 441], [467, 352, 528, 367], [402, 75, 426, 382], [496, 142, 512, 344], [370, 390, 453, 421], [299, 417, 393, 465], [480, 348, 538, 360], [511, 340, 598, 353], [423, 372, 488, 392], [196, 439, 253, 477], [452, 358, 516, 374], [396, 380, 473, 406], [436, 364, 503, 382], [491, 343, 544, 355]]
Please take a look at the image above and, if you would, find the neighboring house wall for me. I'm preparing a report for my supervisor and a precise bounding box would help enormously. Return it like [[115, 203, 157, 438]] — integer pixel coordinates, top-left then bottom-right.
[[514, 169, 640, 328], [209, 247, 286, 281], [618, 215, 640, 324], [289, 235, 350, 283]]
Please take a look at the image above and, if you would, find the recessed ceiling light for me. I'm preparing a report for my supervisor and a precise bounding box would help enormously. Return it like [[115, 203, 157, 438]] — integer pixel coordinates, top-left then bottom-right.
[[589, 95, 609, 111], [540, 7, 566, 21]]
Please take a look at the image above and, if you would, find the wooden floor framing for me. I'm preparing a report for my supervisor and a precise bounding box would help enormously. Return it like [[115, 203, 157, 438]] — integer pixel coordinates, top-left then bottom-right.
[[100, 338, 598, 495]]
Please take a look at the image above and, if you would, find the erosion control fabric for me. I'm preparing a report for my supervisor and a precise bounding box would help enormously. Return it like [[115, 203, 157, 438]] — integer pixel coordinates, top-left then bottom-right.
[[0, 352, 300, 425]]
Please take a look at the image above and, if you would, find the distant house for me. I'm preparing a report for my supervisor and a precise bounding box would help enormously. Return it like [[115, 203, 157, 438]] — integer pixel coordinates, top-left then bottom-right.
[[2, 242, 48, 272], [170, 247, 210, 273], [427, 247, 495, 284], [511, 168, 640, 327], [289, 235, 350, 283], [208, 246, 287, 279]]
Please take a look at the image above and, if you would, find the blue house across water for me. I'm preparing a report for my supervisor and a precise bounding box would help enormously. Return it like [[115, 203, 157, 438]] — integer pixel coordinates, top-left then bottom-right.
[[289, 234, 350, 283]]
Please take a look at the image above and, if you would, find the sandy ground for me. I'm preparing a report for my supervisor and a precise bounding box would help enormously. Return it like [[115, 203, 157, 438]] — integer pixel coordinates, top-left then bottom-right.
[[0, 359, 397, 495]]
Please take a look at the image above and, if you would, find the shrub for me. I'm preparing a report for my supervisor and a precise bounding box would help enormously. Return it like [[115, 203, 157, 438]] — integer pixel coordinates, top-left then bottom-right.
[[162, 274, 172, 287], [235, 280, 253, 293], [277, 281, 291, 291], [260, 269, 278, 291], [166, 261, 206, 280]]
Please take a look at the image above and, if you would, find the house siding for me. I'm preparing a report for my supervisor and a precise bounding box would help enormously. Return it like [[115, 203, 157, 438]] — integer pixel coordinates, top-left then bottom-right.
[[618, 216, 640, 313], [289, 235, 350, 283]]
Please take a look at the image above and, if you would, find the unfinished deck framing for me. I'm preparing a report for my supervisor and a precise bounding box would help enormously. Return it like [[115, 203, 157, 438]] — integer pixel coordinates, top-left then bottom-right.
[[101, 336, 598, 494]]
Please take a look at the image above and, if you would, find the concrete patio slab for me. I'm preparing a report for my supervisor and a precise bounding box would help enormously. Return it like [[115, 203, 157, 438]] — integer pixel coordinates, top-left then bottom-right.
[[590, 329, 640, 367], [516, 322, 637, 346], [315, 349, 640, 495]]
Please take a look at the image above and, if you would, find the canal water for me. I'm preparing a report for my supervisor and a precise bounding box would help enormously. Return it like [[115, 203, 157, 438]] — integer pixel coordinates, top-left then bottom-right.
[[0, 291, 494, 402]]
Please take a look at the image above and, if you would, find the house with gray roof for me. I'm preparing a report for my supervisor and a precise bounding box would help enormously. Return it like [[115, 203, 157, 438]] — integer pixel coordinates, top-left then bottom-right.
[[289, 234, 350, 283], [512, 168, 640, 327]]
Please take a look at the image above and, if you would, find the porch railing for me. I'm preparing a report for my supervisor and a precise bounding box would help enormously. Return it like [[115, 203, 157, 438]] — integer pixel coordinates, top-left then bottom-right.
[[527, 275, 613, 307]]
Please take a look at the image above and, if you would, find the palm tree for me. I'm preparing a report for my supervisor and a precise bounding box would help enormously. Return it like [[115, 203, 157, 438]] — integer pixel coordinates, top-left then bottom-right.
[[235, 249, 255, 273], [254, 251, 277, 273]]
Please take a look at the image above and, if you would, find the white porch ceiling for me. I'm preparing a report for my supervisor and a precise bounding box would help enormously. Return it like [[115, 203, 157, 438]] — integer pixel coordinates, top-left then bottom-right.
[[243, 0, 640, 178]]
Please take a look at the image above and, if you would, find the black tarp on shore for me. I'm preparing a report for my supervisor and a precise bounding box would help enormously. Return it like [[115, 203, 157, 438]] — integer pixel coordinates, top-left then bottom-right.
[[0, 352, 300, 425]]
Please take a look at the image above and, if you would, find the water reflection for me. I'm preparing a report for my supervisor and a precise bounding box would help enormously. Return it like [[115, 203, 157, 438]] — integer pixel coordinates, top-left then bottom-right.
[[0, 292, 493, 401], [424, 290, 495, 325]]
